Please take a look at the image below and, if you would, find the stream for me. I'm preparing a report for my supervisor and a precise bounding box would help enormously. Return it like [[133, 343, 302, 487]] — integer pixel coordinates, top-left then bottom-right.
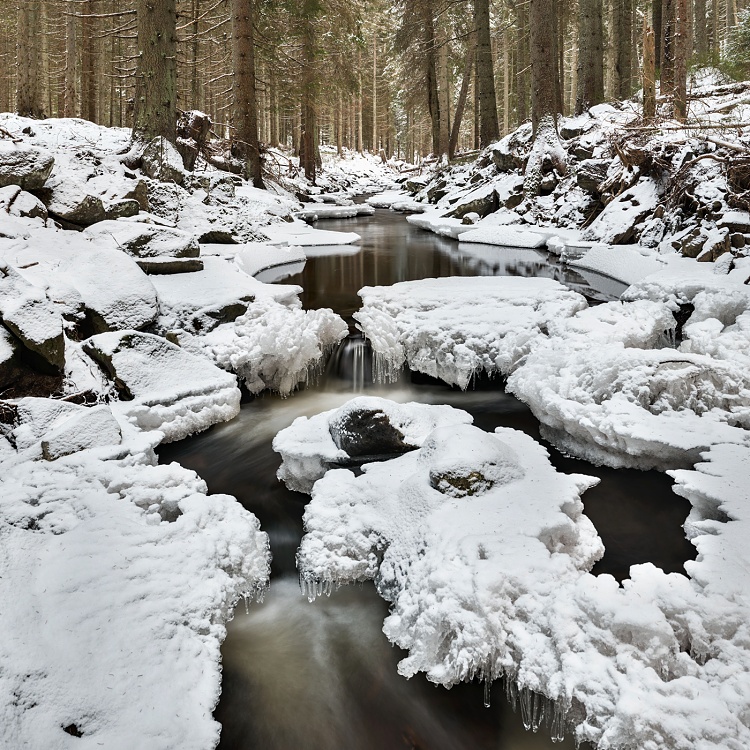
[[158, 209, 696, 749]]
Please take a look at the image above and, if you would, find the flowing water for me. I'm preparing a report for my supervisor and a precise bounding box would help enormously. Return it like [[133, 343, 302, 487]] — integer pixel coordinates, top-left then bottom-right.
[[159, 209, 696, 749]]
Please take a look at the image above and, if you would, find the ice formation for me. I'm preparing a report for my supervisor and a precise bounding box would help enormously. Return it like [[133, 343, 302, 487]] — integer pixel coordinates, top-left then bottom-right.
[[273, 396, 473, 493], [0, 403, 270, 750], [354, 277, 587, 389]]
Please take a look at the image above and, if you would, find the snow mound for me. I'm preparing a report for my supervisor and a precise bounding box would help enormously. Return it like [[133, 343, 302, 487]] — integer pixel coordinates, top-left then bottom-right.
[[297, 425, 601, 708], [508, 300, 750, 469], [0, 422, 269, 750], [354, 277, 588, 389], [182, 297, 348, 398], [83, 331, 241, 442], [273, 396, 473, 493], [457, 226, 548, 248]]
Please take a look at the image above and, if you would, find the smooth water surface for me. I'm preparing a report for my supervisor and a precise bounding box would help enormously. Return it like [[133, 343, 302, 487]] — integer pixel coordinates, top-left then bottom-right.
[[159, 210, 694, 749]]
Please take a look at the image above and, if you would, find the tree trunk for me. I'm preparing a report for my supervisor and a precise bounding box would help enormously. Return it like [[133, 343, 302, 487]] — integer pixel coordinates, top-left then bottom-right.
[[643, 24, 657, 120], [300, 4, 317, 183], [576, 0, 605, 114], [526, 0, 566, 195], [613, 0, 634, 99], [437, 26, 451, 156], [674, 0, 690, 121], [230, 0, 264, 187], [661, 0, 676, 104], [17, 0, 43, 118], [423, 8, 442, 156], [474, 0, 500, 146], [654, 0, 663, 70], [449, 33, 476, 159], [516, 0, 530, 123], [81, 0, 97, 123], [695, 0, 708, 60], [133, 0, 177, 143], [372, 30, 377, 153]]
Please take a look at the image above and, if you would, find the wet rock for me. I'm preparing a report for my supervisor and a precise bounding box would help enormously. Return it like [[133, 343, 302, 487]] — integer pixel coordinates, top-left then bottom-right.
[[576, 159, 609, 193], [136, 257, 204, 274], [0, 142, 54, 190], [731, 233, 746, 249], [539, 172, 558, 195], [0, 262, 64, 372], [445, 185, 498, 219], [426, 179, 448, 203], [329, 408, 416, 458], [141, 137, 187, 186]]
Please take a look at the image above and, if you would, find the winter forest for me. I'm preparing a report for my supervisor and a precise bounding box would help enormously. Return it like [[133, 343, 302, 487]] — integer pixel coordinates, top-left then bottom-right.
[[2, 0, 750, 748]]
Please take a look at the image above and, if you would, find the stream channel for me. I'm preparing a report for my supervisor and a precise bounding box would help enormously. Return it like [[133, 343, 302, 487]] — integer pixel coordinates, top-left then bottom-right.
[[158, 209, 696, 749]]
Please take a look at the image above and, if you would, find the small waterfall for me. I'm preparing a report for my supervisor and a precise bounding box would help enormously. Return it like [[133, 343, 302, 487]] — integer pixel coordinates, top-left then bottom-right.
[[324, 333, 373, 392]]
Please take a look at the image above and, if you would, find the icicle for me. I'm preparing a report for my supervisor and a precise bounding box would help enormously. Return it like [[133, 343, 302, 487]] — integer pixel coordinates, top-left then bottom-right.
[[549, 699, 566, 743], [242, 594, 249, 615], [520, 687, 532, 731], [505, 675, 519, 712], [483, 678, 491, 708]]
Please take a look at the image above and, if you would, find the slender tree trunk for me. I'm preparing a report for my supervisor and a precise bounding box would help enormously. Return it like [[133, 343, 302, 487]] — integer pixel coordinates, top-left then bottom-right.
[[437, 26, 451, 156], [643, 23, 657, 120], [300, 5, 317, 183], [503, 25, 511, 133], [474, 0, 500, 146], [372, 30, 377, 153], [661, 0, 676, 104], [17, 0, 43, 118], [230, 0, 263, 187], [357, 58, 363, 154], [337, 90, 343, 156], [613, 0, 634, 99], [516, 0, 530, 123], [674, 0, 690, 121], [449, 33, 475, 159], [654, 0, 663, 70], [576, 0, 605, 113], [81, 0, 97, 122], [133, 0, 177, 143], [423, 8, 442, 156], [695, 0, 708, 60]]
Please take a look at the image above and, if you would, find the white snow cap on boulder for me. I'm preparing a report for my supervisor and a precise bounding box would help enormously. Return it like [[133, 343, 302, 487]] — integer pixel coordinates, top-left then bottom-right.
[[82, 331, 241, 442]]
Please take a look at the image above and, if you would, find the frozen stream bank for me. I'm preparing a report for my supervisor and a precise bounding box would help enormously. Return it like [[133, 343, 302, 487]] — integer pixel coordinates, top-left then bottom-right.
[[159, 210, 695, 749]]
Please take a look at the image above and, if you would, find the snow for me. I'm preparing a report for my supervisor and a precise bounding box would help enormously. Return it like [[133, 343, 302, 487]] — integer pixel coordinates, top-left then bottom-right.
[[295, 203, 374, 221], [568, 243, 667, 285], [406, 209, 475, 239], [230, 241, 306, 277], [0, 413, 270, 750], [273, 396, 473, 493], [354, 276, 588, 389], [82, 331, 242, 442], [458, 226, 549, 249], [262, 221, 361, 247]]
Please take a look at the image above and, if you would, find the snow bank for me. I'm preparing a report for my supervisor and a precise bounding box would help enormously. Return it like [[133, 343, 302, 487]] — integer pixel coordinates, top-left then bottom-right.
[[273, 396, 473, 493], [262, 221, 361, 247], [0, 408, 269, 750], [83, 331, 241, 442], [354, 277, 588, 389], [457, 226, 548, 249]]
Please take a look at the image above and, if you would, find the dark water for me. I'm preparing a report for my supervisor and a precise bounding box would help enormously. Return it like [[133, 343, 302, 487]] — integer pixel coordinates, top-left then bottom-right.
[[159, 210, 694, 750]]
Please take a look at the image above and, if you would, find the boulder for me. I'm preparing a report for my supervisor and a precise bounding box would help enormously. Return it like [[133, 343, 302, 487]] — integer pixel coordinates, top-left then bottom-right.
[[39, 176, 106, 227], [103, 199, 140, 221], [0, 185, 21, 210], [0, 327, 24, 388], [81, 330, 241, 441], [576, 159, 609, 193], [445, 184, 499, 219], [141, 137, 187, 186], [0, 142, 54, 190], [329, 407, 417, 458], [9, 190, 48, 221], [718, 210, 750, 234], [40, 404, 122, 460], [678, 226, 730, 260], [82, 220, 199, 259], [0, 262, 64, 372], [176, 110, 212, 171]]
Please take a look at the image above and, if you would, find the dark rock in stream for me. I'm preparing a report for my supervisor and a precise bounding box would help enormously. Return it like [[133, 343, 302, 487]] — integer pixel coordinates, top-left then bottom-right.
[[329, 407, 417, 458]]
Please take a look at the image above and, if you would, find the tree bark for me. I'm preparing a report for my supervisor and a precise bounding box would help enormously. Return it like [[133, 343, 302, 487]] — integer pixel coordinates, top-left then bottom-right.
[[17, 0, 44, 118], [643, 24, 657, 120], [423, 7, 442, 156], [674, 0, 690, 121], [449, 33, 476, 159], [576, 0, 605, 114], [474, 0, 500, 146], [230, 0, 264, 187], [661, 0, 676, 104], [613, 0, 634, 99], [694, 0, 708, 60], [516, 0, 530, 123], [299, 3, 317, 183], [372, 30, 377, 153], [133, 0, 177, 143]]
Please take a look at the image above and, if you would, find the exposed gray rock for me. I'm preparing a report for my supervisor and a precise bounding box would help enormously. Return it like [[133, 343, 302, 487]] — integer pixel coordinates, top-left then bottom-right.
[[576, 159, 609, 193], [445, 185, 498, 219], [0, 142, 54, 190], [141, 137, 187, 186], [103, 199, 140, 221], [0, 326, 24, 389], [136, 257, 204, 274], [491, 145, 524, 173], [0, 262, 65, 372], [82, 220, 199, 259], [329, 408, 416, 458], [718, 210, 750, 233], [0, 185, 21, 210]]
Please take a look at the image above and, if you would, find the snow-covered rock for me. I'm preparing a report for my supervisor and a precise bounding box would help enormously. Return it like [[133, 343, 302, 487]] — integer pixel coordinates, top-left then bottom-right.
[[354, 276, 588, 389], [40, 174, 107, 227], [82, 331, 241, 442], [83, 220, 199, 259], [140, 137, 187, 186], [457, 225, 548, 248], [273, 397, 474, 493], [0, 261, 64, 371], [0, 141, 54, 190]]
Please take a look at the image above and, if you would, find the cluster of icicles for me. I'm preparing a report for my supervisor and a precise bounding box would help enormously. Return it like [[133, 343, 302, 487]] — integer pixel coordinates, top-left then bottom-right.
[[299, 573, 570, 744]]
